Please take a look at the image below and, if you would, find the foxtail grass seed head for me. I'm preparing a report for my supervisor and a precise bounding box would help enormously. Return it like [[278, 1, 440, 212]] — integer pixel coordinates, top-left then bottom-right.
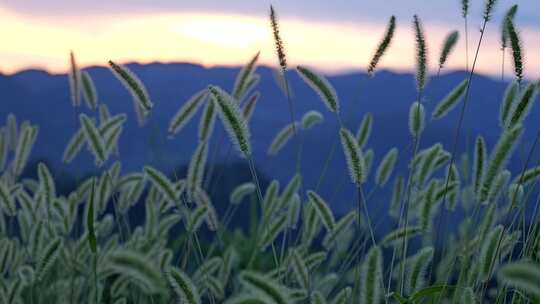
[[480, 124, 523, 203], [108, 60, 153, 114], [405, 246, 433, 295], [323, 211, 356, 249], [268, 122, 298, 155], [0, 129, 7, 171], [233, 52, 260, 100], [409, 102, 425, 138], [479, 225, 504, 281], [36, 238, 62, 281], [500, 80, 519, 128], [419, 180, 438, 231], [339, 128, 365, 184], [498, 261, 540, 298], [307, 191, 336, 232], [187, 205, 208, 233], [96, 172, 112, 213], [501, 5, 518, 49], [483, 0, 499, 22], [99, 114, 127, 140], [79, 113, 107, 167], [262, 180, 280, 221], [356, 113, 373, 149], [333, 288, 352, 304], [382, 226, 422, 247], [505, 18, 524, 84], [473, 136, 487, 196], [105, 125, 123, 155], [413, 15, 428, 92], [193, 256, 223, 285], [360, 246, 383, 304], [239, 270, 291, 304], [375, 148, 398, 186], [301, 110, 324, 130], [169, 90, 207, 135], [302, 204, 320, 246], [508, 183, 524, 208], [166, 267, 201, 304], [290, 249, 309, 290], [230, 182, 256, 205], [276, 173, 301, 211], [297, 66, 340, 113], [37, 163, 56, 204], [462, 0, 469, 18], [439, 31, 459, 70], [194, 189, 219, 231], [488, 170, 510, 203], [99, 104, 111, 124], [364, 148, 374, 179], [133, 103, 147, 126], [198, 98, 216, 142], [508, 83, 537, 128], [287, 194, 301, 228], [432, 79, 469, 119], [187, 141, 208, 199], [63, 128, 86, 163], [243, 74, 260, 98], [108, 249, 165, 294], [260, 212, 288, 251], [209, 85, 251, 156], [367, 15, 396, 76], [13, 124, 38, 177], [242, 92, 260, 122], [144, 166, 178, 203], [0, 181, 16, 216], [269, 6, 287, 74], [81, 71, 98, 111], [68, 51, 81, 107], [512, 166, 540, 186], [272, 68, 293, 98], [220, 246, 238, 284], [6, 113, 18, 151], [390, 175, 404, 218], [445, 164, 461, 210]]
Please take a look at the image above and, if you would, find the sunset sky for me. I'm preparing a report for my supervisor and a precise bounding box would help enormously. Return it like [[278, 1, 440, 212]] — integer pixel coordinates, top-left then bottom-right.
[[1, 0, 539, 78]]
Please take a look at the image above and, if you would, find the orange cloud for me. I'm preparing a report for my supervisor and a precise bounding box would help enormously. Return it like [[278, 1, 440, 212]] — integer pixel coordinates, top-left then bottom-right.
[[0, 8, 539, 79]]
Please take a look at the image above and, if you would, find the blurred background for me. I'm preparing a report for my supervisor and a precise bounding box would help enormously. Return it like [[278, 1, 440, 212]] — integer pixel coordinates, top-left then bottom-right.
[[0, 0, 539, 76]]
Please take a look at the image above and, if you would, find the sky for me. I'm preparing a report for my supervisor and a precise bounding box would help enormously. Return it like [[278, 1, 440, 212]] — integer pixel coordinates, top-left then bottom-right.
[[1, 0, 539, 78]]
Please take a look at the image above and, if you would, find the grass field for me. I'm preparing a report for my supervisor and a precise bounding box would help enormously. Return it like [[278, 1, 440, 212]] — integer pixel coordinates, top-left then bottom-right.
[[1, 1, 540, 303]]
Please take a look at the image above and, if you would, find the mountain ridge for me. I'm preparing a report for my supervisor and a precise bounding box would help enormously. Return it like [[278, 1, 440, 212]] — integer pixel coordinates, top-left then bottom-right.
[[1, 62, 538, 216]]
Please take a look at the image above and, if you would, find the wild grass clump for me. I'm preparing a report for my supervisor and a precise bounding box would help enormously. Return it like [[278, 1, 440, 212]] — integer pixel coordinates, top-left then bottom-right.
[[1, 3, 540, 304]]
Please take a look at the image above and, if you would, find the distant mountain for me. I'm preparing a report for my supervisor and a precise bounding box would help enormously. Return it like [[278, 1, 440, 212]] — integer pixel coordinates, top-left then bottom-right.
[[1, 62, 538, 218]]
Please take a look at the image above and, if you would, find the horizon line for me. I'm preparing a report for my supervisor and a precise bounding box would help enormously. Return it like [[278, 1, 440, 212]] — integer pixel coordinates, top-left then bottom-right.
[[0, 60, 523, 82]]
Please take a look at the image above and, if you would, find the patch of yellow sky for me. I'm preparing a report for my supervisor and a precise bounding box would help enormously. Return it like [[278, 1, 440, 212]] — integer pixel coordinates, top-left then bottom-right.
[[0, 7, 539, 78]]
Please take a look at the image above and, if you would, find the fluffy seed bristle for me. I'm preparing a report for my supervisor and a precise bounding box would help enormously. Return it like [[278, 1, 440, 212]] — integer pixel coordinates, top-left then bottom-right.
[[209, 85, 251, 156], [367, 16, 396, 76], [409, 102, 425, 138], [439, 31, 459, 70], [413, 15, 428, 92], [269, 6, 287, 74], [108, 60, 153, 115], [339, 128, 365, 184], [505, 18, 524, 84], [433, 79, 468, 119], [297, 66, 340, 113]]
